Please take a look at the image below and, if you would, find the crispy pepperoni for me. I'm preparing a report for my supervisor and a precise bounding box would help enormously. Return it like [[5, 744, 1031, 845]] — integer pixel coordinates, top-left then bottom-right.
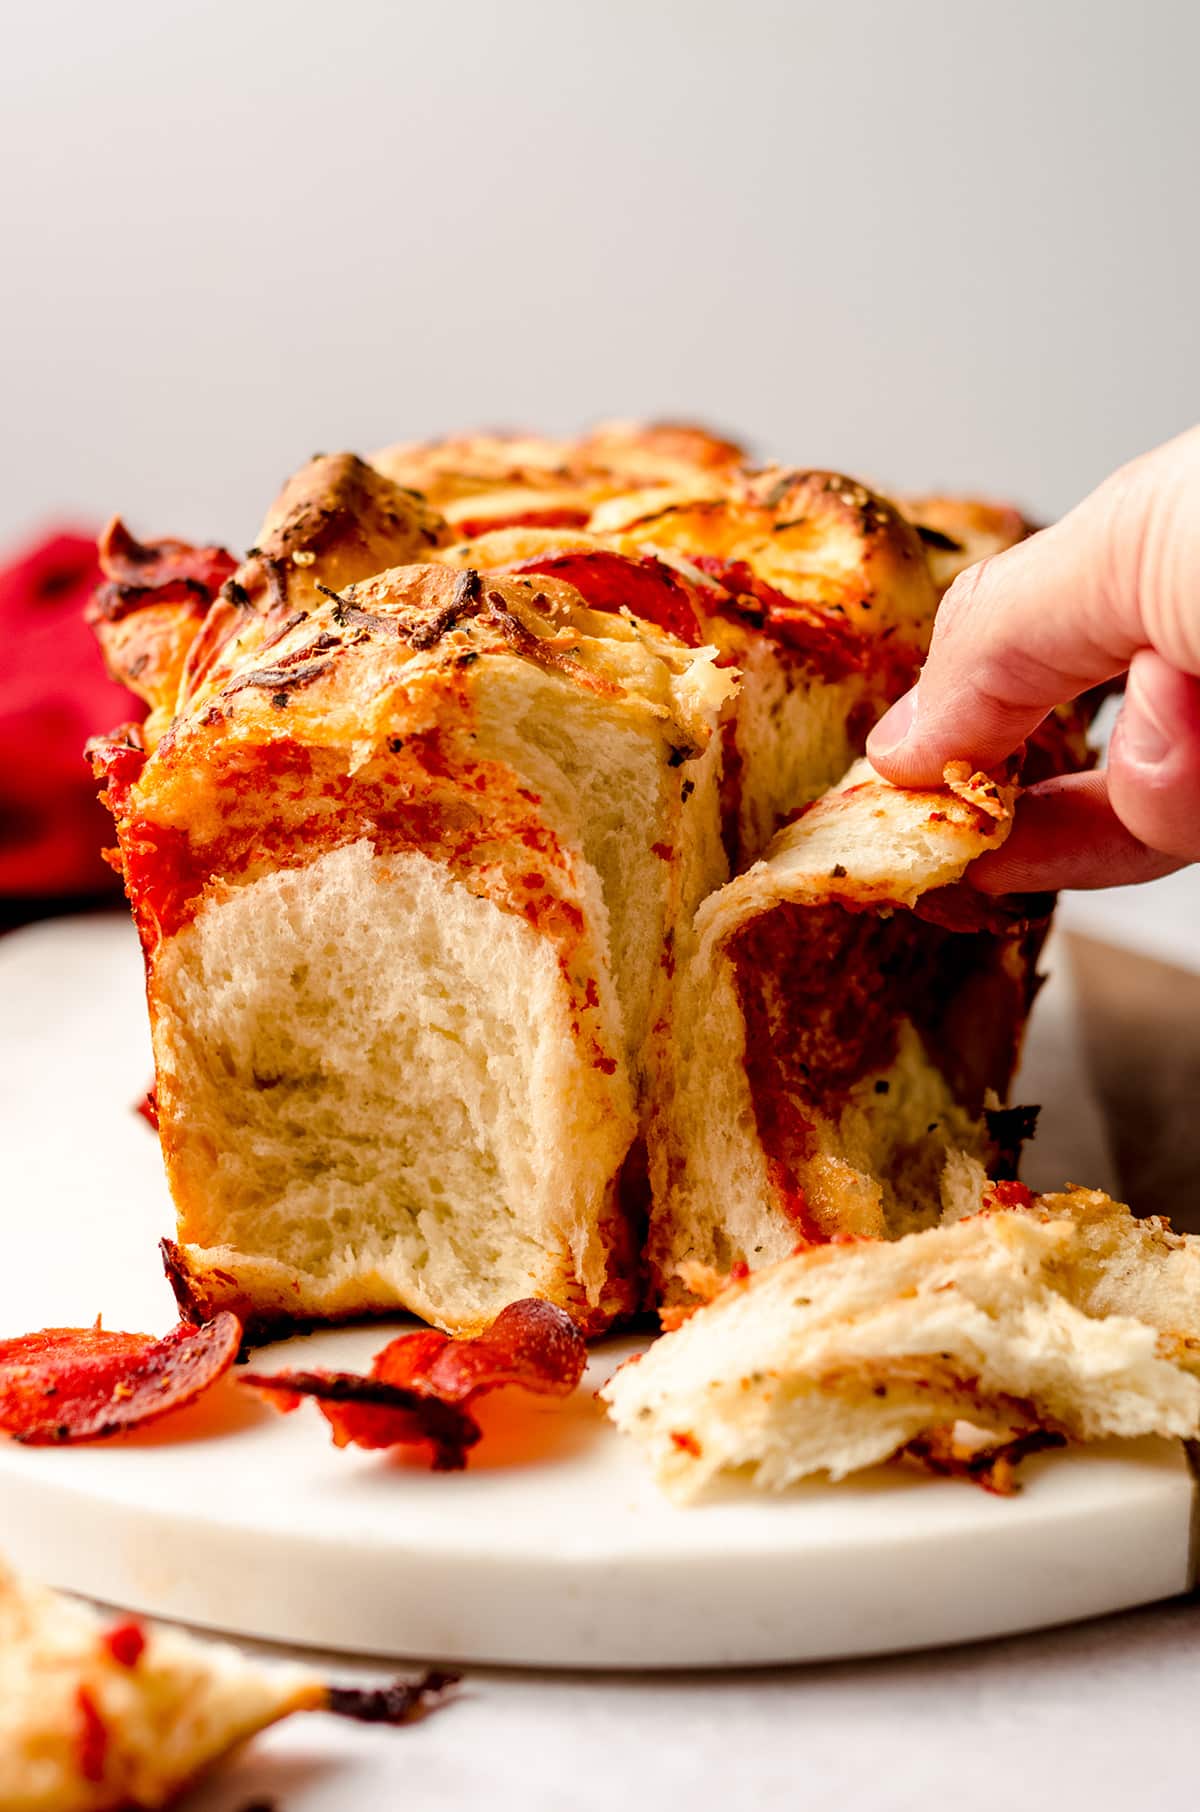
[[90, 521, 236, 623], [243, 1298, 587, 1471], [0, 1315, 241, 1444]]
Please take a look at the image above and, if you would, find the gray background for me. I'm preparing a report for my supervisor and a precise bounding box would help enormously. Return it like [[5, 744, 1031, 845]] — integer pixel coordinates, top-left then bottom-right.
[[4, 0, 1199, 949], [3, 0, 1198, 546]]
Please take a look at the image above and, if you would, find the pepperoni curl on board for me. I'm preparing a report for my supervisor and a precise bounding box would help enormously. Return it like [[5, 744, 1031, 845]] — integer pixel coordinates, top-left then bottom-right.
[[243, 1297, 587, 1470]]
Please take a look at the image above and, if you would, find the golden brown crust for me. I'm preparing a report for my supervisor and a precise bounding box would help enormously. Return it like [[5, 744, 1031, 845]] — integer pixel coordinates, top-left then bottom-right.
[[254, 449, 448, 574], [902, 493, 1034, 595], [370, 431, 606, 540], [178, 453, 451, 715], [106, 558, 711, 959], [593, 465, 939, 678], [372, 420, 744, 503], [573, 418, 747, 484], [88, 458, 450, 757], [371, 422, 745, 543], [88, 521, 238, 746], [97, 435, 1038, 780], [371, 430, 575, 500]]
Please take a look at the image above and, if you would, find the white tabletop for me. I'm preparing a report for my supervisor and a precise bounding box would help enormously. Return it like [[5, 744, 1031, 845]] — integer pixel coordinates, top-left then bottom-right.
[[184, 1594, 1200, 1812]]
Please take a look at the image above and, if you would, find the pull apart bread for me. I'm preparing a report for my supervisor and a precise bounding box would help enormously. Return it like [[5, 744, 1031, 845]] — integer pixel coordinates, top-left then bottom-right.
[[604, 1190, 1200, 1499], [90, 451, 732, 1336], [0, 1553, 321, 1810], [645, 756, 1043, 1297], [0, 1553, 452, 1808], [88, 423, 1087, 1339]]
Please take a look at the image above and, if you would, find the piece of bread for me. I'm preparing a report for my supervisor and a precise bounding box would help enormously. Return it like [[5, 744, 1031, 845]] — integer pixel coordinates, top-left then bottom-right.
[[644, 757, 1043, 1295], [0, 1555, 320, 1810], [90, 455, 446, 750], [93, 455, 733, 1337], [370, 421, 746, 543], [432, 463, 945, 871], [593, 465, 940, 862], [91, 423, 1083, 1340], [900, 493, 1033, 596], [603, 1188, 1200, 1501]]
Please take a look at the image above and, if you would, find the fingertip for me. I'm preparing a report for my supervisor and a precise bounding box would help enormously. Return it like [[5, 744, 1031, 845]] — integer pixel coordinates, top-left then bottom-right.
[[865, 686, 947, 787], [865, 672, 1038, 788], [967, 770, 1187, 893]]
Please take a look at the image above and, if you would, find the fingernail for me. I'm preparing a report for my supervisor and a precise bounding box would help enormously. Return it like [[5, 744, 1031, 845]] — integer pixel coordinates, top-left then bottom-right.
[[1120, 670, 1172, 766], [867, 687, 918, 757]]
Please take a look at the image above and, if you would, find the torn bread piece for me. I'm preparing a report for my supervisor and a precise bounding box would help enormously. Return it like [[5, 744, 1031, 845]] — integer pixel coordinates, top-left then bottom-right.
[[604, 1188, 1200, 1502], [0, 1555, 321, 1811], [646, 758, 1044, 1294]]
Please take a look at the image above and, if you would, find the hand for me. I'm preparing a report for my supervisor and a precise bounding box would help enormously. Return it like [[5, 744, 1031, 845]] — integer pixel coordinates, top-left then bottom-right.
[[868, 426, 1200, 892]]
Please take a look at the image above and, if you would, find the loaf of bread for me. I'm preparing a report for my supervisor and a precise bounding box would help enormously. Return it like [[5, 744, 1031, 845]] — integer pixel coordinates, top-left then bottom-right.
[[603, 1189, 1200, 1499], [89, 423, 1086, 1337], [91, 450, 735, 1336]]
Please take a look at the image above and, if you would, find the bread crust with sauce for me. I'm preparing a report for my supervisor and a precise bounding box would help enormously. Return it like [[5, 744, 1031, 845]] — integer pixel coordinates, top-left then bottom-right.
[[645, 756, 1042, 1297]]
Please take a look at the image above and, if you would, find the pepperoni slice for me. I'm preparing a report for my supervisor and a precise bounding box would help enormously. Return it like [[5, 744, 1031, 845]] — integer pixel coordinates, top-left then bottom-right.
[[0, 1315, 242, 1444], [243, 1298, 587, 1471], [453, 505, 591, 538], [507, 549, 707, 646], [90, 521, 236, 624]]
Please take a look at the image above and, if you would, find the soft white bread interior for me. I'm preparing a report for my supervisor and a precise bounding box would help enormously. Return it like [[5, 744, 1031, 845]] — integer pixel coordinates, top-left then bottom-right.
[[604, 1189, 1200, 1501], [717, 636, 871, 863], [0, 1553, 320, 1811], [110, 528, 732, 1336], [646, 758, 1037, 1292], [160, 841, 637, 1335]]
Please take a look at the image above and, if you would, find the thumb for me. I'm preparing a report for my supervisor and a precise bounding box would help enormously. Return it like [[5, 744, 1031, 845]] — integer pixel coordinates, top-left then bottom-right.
[[868, 425, 1200, 786], [1106, 647, 1200, 859]]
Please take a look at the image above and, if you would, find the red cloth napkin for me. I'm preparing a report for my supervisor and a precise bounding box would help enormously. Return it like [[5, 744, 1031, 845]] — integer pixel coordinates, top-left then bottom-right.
[[0, 529, 143, 898]]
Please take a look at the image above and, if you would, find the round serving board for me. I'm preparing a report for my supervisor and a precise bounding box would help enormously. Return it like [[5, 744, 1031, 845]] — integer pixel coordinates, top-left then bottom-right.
[[0, 915, 1193, 1669]]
